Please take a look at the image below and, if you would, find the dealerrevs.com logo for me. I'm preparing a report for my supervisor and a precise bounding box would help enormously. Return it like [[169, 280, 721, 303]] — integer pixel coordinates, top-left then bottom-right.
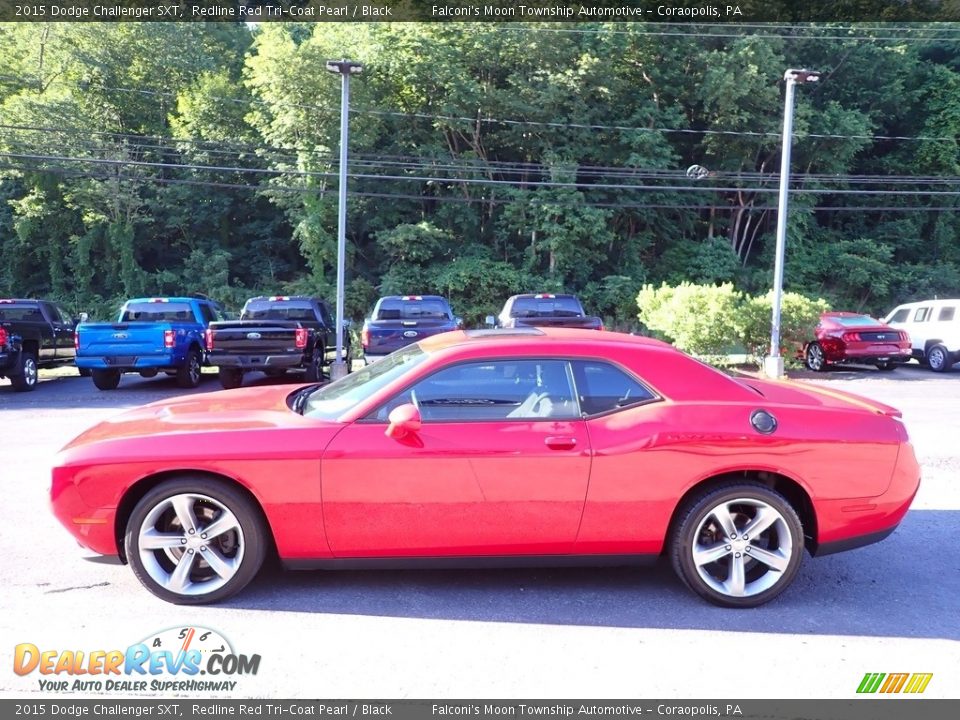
[[856, 672, 933, 694], [14, 626, 260, 693]]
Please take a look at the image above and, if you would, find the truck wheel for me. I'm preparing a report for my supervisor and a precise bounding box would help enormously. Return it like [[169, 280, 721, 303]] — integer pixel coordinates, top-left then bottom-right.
[[177, 350, 202, 389], [927, 344, 952, 373], [77, 367, 92, 378], [92, 369, 121, 391], [219, 368, 244, 390], [305, 350, 323, 382], [10, 353, 38, 392], [263, 368, 287, 378]]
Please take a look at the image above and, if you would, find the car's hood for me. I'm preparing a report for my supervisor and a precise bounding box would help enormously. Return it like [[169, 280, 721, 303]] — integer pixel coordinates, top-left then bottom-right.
[[61, 384, 322, 451]]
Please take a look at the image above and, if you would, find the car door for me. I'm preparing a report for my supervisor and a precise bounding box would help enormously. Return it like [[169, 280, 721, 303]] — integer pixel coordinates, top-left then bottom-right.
[[320, 358, 591, 557], [51, 303, 77, 359]]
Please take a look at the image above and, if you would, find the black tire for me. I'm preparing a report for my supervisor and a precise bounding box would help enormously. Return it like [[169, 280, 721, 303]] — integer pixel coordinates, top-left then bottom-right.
[[176, 349, 202, 389], [10, 353, 38, 392], [926, 344, 952, 373], [875, 361, 897, 372], [218, 368, 244, 390], [139, 369, 159, 378], [670, 482, 804, 608], [304, 347, 324, 382], [91, 368, 121, 391], [124, 477, 267, 605], [804, 342, 827, 372], [78, 367, 92, 378], [263, 368, 287, 378]]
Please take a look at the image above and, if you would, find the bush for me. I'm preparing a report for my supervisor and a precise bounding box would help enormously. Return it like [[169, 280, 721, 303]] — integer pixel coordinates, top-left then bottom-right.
[[637, 282, 830, 364]]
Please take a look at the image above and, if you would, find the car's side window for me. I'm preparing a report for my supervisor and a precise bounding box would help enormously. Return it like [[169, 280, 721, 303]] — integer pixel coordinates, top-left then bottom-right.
[[889, 308, 910, 323], [372, 359, 579, 422], [937, 306, 956, 322], [572, 360, 657, 416], [914, 307, 931, 322]]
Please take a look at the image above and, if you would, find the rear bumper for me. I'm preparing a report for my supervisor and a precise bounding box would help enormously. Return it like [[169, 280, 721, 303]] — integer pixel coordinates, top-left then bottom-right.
[[828, 346, 912, 364], [812, 441, 920, 556], [0, 349, 19, 374], [209, 353, 306, 371], [76, 353, 179, 371]]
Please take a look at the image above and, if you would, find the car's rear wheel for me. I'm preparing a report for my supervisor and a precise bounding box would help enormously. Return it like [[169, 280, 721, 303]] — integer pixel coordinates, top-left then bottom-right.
[[804, 343, 827, 372], [670, 483, 804, 608], [124, 478, 267, 605], [218, 368, 244, 390], [927, 344, 951, 373], [10, 352, 38, 392], [176, 349, 202, 389], [91, 369, 121, 391]]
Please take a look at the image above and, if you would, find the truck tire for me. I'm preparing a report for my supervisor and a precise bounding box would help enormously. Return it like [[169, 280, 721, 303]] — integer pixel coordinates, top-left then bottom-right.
[[77, 367, 92, 378], [218, 368, 244, 390], [92, 369, 121, 391], [305, 348, 323, 382], [10, 352, 38, 392], [176, 349, 202, 389]]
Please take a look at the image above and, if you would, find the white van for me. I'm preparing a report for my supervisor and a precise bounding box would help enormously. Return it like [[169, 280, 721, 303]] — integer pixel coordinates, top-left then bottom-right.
[[883, 299, 960, 372]]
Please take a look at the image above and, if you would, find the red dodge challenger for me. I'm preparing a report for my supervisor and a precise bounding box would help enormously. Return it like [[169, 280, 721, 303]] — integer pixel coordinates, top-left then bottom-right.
[[51, 328, 920, 608]]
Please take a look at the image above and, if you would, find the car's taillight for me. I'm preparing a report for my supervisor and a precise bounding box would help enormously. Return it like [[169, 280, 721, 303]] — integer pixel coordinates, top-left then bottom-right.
[[900, 331, 909, 341], [295, 327, 308, 349], [0, 327, 7, 346], [164, 330, 175, 348], [205, 328, 214, 351], [361, 326, 370, 348], [842, 332, 861, 342], [74, 330, 79, 351]]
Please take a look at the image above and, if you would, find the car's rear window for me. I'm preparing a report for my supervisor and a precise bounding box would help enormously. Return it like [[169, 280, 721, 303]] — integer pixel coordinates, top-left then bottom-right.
[[120, 302, 195, 322], [511, 297, 582, 317], [243, 300, 317, 322], [376, 299, 450, 320], [0, 302, 43, 322], [831, 315, 883, 327]]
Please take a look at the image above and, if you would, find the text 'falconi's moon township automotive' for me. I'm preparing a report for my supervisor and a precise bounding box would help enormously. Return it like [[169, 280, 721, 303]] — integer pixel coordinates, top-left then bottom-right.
[[50, 328, 920, 608]]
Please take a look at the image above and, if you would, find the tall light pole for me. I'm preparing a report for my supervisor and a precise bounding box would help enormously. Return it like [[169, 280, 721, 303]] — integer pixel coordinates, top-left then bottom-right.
[[325, 59, 363, 381], [765, 68, 820, 379]]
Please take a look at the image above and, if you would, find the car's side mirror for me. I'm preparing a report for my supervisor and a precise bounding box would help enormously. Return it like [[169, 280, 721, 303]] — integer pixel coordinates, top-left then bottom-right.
[[485, 315, 496, 328], [385, 403, 422, 439], [78, 312, 89, 323], [454, 316, 464, 329]]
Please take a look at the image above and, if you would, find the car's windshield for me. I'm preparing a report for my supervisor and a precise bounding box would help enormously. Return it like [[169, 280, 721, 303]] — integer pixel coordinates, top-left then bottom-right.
[[302, 344, 428, 420]]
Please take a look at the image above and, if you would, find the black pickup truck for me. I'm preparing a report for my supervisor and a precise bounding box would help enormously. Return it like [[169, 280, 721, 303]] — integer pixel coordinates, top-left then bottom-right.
[[205, 295, 350, 389], [0, 298, 84, 391], [495, 294, 604, 330]]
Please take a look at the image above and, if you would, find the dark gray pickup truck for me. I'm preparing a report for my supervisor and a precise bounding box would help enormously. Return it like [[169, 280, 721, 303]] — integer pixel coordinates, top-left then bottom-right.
[[495, 294, 604, 330], [205, 296, 350, 389]]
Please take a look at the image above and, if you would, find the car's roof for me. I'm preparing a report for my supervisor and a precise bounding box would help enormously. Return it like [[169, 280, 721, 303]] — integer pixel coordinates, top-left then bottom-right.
[[890, 298, 960, 308], [418, 327, 673, 353], [125, 297, 207, 303]]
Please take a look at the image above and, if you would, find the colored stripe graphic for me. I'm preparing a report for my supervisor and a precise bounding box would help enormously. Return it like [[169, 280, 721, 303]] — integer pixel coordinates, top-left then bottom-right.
[[904, 673, 934, 694], [857, 673, 885, 693], [880, 673, 909, 693]]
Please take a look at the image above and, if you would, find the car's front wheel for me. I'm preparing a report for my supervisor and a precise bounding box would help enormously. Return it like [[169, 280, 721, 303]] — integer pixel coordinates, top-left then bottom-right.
[[124, 478, 267, 604], [218, 368, 244, 390], [176, 350, 202, 389], [804, 342, 827, 371], [670, 483, 804, 608], [10, 352, 38, 392]]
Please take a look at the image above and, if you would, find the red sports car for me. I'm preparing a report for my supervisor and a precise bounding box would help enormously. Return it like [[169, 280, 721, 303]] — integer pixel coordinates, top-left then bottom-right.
[[51, 328, 920, 608], [803, 312, 911, 372]]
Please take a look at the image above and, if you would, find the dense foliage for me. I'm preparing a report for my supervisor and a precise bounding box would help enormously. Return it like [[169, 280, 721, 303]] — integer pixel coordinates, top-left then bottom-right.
[[1, 22, 959, 324]]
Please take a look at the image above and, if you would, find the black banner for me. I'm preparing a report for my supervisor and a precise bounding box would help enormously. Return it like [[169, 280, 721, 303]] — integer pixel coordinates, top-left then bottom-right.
[[0, 0, 957, 23]]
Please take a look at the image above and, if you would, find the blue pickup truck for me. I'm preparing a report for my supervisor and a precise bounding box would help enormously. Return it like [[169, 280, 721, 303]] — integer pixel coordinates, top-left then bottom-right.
[[361, 295, 462, 364], [76, 296, 223, 390]]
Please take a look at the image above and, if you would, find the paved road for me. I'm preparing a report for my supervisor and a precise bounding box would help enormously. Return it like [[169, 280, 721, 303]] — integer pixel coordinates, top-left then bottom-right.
[[1, 364, 958, 698]]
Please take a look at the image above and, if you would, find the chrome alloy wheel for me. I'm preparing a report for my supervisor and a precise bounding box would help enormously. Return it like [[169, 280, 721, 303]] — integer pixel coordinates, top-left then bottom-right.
[[137, 493, 244, 597], [691, 498, 793, 599], [805, 343, 825, 371]]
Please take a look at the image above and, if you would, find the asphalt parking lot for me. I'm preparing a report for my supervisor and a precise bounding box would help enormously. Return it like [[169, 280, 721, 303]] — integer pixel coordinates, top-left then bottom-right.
[[1, 363, 958, 698]]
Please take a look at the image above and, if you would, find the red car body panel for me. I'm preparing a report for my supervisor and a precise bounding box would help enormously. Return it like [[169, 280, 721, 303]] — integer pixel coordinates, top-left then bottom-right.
[[806, 312, 911, 365], [51, 328, 920, 566]]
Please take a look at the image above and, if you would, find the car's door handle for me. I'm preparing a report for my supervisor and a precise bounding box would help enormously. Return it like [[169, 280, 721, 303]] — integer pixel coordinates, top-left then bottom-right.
[[545, 436, 577, 450]]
